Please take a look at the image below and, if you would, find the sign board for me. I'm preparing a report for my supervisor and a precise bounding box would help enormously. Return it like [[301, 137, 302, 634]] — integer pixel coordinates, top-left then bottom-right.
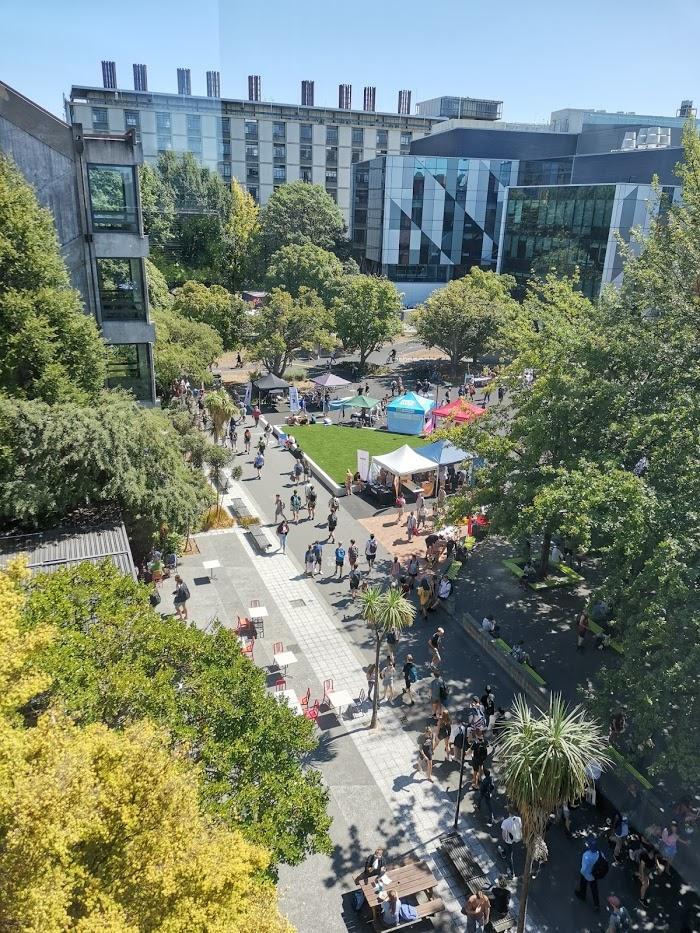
[[289, 386, 300, 412], [357, 449, 370, 482], [243, 382, 252, 409]]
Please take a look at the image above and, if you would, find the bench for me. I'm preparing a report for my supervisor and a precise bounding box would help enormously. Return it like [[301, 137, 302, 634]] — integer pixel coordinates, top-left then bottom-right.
[[231, 497, 252, 520], [248, 527, 270, 553], [587, 618, 624, 654], [490, 914, 517, 932], [372, 897, 445, 931], [502, 558, 583, 591], [492, 639, 547, 687], [440, 832, 490, 892]]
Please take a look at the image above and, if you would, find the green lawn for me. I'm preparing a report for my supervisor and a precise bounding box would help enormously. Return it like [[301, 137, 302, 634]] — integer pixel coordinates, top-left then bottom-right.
[[285, 425, 425, 483]]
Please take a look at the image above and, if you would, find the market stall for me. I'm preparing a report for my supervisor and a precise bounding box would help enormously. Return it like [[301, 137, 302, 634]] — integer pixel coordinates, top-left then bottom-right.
[[369, 444, 439, 501], [431, 398, 486, 426], [386, 392, 436, 436]]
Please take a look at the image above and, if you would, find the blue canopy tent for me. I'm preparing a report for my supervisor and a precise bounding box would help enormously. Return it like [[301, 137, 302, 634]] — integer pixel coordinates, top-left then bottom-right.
[[416, 439, 471, 466], [386, 392, 436, 436]]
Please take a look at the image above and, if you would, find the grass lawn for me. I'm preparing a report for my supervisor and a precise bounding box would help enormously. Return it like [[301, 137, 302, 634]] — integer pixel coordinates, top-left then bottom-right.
[[285, 425, 425, 484]]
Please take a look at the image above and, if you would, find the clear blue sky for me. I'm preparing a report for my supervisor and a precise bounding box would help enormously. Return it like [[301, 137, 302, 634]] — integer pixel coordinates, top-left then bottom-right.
[[4, 0, 699, 123]]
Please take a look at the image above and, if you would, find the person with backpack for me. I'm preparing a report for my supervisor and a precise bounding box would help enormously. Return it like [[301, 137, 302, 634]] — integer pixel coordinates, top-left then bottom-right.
[[228, 419, 238, 452], [326, 509, 338, 543], [276, 519, 289, 554], [312, 540, 323, 576], [498, 809, 523, 878], [172, 575, 190, 621], [430, 669, 447, 719], [347, 539, 359, 572], [349, 566, 361, 600], [605, 895, 630, 932], [365, 534, 378, 570], [334, 542, 346, 580], [476, 767, 495, 824], [243, 427, 252, 454], [253, 450, 265, 478], [304, 544, 315, 577], [290, 491, 302, 524], [406, 510, 418, 542], [401, 654, 418, 705], [575, 835, 607, 910], [307, 486, 317, 520], [609, 812, 629, 864]]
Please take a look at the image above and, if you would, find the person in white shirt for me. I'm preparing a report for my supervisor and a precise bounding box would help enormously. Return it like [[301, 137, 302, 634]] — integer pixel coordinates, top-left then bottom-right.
[[481, 615, 498, 636], [550, 544, 564, 567], [498, 809, 523, 877]]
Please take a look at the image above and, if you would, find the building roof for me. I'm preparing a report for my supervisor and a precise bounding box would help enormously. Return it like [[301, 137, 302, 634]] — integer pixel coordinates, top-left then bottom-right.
[[0, 521, 136, 579]]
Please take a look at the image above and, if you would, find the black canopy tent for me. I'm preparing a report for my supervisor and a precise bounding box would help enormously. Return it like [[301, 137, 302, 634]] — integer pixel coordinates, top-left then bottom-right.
[[253, 373, 290, 405]]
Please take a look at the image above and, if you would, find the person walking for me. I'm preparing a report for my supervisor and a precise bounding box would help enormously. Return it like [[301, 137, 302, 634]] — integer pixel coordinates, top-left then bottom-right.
[[380, 657, 396, 701], [407, 553, 420, 590], [395, 493, 406, 523], [277, 519, 289, 554], [415, 490, 425, 514], [576, 610, 589, 650], [428, 627, 444, 669], [312, 540, 323, 576], [389, 555, 401, 585], [253, 450, 265, 478], [430, 669, 447, 719], [290, 491, 302, 524], [462, 889, 490, 932], [303, 478, 313, 506], [417, 502, 428, 530], [418, 576, 433, 619], [304, 544, 315, 577], [476, 767, 495, 824], [327, 509, 338, 543], [481, 685, 496, 731], [574, 836, 605, 911], [365, 534, 378, 571], [329, 494, 340, 515], [416, 725, 434, 783], [349, 566, 361, 600], [435, 710, 452, 759], [334, 542, 346, 579], [401, 654, 417, 705], [252, 404, 261, 427], [345, 469, 353, 496], [605, 895, 631, 932], [307, 486, 317, 520], [348, 539, 359, 572], [274, 493, 285, 522], [406, 510, 418, 542], [302, 456, 311, 481], [366, 663, 377, 702], [172, 575, 190, 621], [228, 419, 238, 452], [243, 427, 252, 454], [470, 736, 489, 789], [609, 812, 630, 864], [498, 809, 523, 878]]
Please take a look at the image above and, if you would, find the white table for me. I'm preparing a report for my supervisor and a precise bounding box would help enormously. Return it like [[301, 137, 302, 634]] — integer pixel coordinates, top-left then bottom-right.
[[275, 688, 303, 716], [327, 689, 353, 716], [203, 559, 221, 580], [249, 605, 268, 620], [273, 650, 297, 675]]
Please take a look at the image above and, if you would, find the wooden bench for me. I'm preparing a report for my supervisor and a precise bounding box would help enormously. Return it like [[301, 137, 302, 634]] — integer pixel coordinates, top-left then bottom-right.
[[231, 497, 252, 520], [372, 897, 445, 931], [248, 527, 270, 553], [490, 913, 517, 932], [502, 558, 582, 591]]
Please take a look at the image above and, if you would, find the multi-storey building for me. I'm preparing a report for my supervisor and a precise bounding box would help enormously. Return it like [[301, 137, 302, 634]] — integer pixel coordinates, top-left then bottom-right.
[[352, 106, 690, 303], [1, 81, 156, 403], [66, 63, 499, 225]]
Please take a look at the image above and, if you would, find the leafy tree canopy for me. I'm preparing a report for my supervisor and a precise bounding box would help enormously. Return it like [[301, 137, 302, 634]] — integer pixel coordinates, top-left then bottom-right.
[[139, 162, 176, 251], [151, 306, 223, 393], [251, 287, 333, 376], [172, 280, 248, 350], [144, 257, 173, 311], [0, 154, 106, 403], [333, 275, 403, 369], [221, 179, 260, 292], [259, 182, 345, 256], [266, 243, 344, 305], [412, 268, 516, 373], [21, 562, 332, 866]]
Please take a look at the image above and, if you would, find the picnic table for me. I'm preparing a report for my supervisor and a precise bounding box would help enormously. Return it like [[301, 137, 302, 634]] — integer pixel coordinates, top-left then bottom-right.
[[357, 860, 443, 930]]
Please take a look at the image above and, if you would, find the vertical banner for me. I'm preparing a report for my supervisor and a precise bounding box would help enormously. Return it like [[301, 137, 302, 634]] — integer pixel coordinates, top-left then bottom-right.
[[243, 382, 252, 411], [357, 449, 370, 481], [289, 386, 300, 412]]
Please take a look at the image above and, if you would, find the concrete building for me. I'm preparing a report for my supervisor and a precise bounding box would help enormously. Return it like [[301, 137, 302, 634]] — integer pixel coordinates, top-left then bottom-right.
[[352, 105, 689, 303], [67, 64, 450, 224], [0, 81, 156, 403]]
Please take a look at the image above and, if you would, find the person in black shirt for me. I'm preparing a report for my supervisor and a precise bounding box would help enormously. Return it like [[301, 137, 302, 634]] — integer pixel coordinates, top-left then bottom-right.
[[489, 876, 511, 916]]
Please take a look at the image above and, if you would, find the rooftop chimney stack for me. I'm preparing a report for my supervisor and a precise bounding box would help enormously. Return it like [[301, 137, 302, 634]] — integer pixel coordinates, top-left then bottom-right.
[[363, 86, 376, 112], [248, 75, 261, 101], [301, 79, 315, 106], [133, 63, 148, 91], [338, 83, 352, 110], [177, 68, 192, 95], [206, 70, 221, 98], [101, 60, 117, 89], [398, 89, 411, 115]]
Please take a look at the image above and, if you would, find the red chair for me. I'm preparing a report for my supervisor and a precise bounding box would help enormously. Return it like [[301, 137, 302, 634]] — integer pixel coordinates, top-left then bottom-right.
[[299, 687, 311, 713], [240, 638, 254, 661], [236, 615, 254, 637], [272, 641, 284, 656], [273, 678, 287, 693], [304, 699, 320, 722], [322, 679, 334, 705]]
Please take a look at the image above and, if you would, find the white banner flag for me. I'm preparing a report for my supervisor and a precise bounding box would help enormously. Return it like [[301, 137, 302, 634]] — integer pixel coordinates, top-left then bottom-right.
[[243, 382, 252, 409], [289, 386, 300, 412], [357, 449, 370, 482]]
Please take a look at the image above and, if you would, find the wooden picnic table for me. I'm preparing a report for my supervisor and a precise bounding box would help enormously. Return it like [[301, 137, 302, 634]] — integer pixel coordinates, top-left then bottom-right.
[[358, 859, 438, 920]]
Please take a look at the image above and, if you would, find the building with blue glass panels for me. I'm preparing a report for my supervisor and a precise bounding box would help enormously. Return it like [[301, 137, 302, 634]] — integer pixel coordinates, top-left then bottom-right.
[[351, 110, 688, 303]]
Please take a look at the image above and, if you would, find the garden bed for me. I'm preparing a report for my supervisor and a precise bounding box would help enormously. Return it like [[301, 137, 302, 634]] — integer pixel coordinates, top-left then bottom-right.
[[502, 557, 584, 590]]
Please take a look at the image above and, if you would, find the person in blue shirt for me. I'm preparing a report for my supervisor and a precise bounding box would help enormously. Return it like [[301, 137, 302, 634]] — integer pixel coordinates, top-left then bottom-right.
[[335, 543, 346, 580], [575, 836, 603, 910]]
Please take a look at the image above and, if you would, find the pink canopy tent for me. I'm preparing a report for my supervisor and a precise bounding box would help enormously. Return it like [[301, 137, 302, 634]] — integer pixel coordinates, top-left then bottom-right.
[[432, 399, 487, 424]]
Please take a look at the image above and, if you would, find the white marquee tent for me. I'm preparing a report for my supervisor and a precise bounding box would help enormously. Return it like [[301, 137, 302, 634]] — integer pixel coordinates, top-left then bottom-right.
[[371, 444, 438, 477]]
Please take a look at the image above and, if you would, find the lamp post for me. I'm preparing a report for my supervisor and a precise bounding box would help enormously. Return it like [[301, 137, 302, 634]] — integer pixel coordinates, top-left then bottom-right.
[[453, 722, 468, 829]]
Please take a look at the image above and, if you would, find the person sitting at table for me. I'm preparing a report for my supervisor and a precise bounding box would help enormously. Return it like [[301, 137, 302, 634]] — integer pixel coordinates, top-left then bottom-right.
[[381, 889, 402, 928], [361, 846, 385, 881]]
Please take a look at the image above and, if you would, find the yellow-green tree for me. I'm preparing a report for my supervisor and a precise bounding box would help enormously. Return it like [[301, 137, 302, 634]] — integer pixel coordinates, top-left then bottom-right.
[[223, 178, 260, 291]]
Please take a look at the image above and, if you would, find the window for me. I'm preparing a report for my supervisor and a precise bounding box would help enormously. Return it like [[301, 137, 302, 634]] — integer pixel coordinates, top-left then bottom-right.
[[351, 149, 363, 164], [105, 344, 152, 401], [186, 114, 201, 134], [300, 123, 313, 143], [300, 145, 313, 163], [326, 125, 338, 144], [92, 107, 108, 130], [300, 167, 313, 183], [124, 110, 140, 129], [246, 164, 259, 181], [218, 162, 232, 180], [247, 186, 258, 202], [188, 136, 202, 156], [88, 164, 138, 233], [400, 132, 412, 148], [157, 135, 173, 153], [245, 144, 259, 160], [326, 187, 337, 202], [273, 165, 287, 182], [352, 127, 364, 147], [218, 117, 231, 137], [325, 168, 337, 183], [244, 119, 258, 139], [376, 129, 388, 152], [218, 139, 231, 160], [273, 144, 286, 161], [97, 258, 146, 321], [156, 112, 171, 131], [326, 146, 338, 165], [272, 121, 286, 140]]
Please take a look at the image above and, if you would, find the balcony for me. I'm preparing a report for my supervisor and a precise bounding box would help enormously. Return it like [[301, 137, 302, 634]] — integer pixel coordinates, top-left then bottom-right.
[[92, 207, 139, 234]]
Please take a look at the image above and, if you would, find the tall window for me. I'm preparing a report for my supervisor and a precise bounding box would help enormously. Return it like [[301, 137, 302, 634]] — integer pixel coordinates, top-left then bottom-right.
[[186, 114, 201, 134], [400, 131, 412, 152], [300, 145, 313, 164], [124, 110, 140, 129], [105, 344, 152, 401], [273, 144, 286, 162], [245, 144, 259, 161], [376, 129, 388, 152], [92, 107, 108, 130], [326, 125, 338, 145], [244, 120, 258, 139], [326, 146, 338, 165], [272, 121, 286, 140], [156, 112, 171, 131], [88, 164, 138, 233], [300, 167, 313, 183], [300, 123, 313, 143], [218, 117, 231, 137], [273, 165, 286, 182], [97, 258, 146, 321], [352, 127, 364, 147]]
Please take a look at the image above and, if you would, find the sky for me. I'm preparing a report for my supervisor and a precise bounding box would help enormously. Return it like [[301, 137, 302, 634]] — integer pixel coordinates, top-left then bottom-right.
[[3, 0, 699, 124]]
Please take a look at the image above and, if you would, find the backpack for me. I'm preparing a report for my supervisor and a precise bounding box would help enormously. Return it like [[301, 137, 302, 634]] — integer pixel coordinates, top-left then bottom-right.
[[408, 664, 418, 683], [352, 889, 365, 912], [439, 680, 448, 703], [367, 540, 377, 556], [308, 490, 317, 504], [349, 545, 359, 561], [592, 852, 609, 880], [179, 583, 190, 601]]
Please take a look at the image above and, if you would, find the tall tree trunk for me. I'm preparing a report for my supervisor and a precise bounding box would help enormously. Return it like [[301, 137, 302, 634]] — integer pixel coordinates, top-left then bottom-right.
[[369, 633, 382, 729], [538, 530, 552, 579], [517, 843, 534, 933]]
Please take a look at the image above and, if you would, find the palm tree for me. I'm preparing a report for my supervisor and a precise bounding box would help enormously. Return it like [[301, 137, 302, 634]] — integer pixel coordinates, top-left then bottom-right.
[[497, 694, 610, 933], [205, 390, 239, 444], [359, 586, 415, 729]]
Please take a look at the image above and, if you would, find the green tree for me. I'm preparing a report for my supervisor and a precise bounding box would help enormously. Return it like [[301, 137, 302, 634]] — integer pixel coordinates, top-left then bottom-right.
[[498, 695, 610, 933], [259, 182, 345, 257], [151, 306, 223, 393], [204, 388, 239, 444], [139, 162, 176, 251], [144, 257, 173, 311], [412, 268, 516, 374], [222, 178, 260, 291], [251, 287, 333, 376], [359, 587, 415, 729], [172, 280, 248, 350], [333, 275, 403, 370], [0, 394, 208, 551], [266, 243, 344, 305], [0, 154, 106, 402], [21, 562, 332, 866]]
